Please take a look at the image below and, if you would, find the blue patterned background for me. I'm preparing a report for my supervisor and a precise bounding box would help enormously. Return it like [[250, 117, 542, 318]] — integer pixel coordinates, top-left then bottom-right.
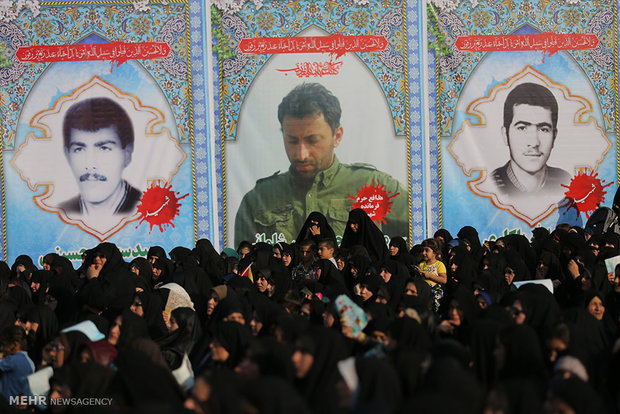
[[0, 0, 209, 262], [432, 0, 619, 240]]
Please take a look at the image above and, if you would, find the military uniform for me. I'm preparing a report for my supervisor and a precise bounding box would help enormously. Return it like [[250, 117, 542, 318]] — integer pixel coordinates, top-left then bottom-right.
[[234, 156, 409, 245]]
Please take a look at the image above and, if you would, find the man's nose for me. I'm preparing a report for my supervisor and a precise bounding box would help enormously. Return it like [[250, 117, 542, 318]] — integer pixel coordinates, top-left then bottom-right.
[[84, 148, 98, 169], [296, 142, 310, 160], [526, 127, 542, 147]]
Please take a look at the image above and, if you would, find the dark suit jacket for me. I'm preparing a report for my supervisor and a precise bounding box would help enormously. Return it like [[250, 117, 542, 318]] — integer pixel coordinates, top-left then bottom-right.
[[59, 181, 142, 215], [491, 162, 571, 197]]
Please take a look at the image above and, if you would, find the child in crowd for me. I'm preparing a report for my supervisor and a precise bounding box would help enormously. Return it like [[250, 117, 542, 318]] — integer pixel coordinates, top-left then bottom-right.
[[417, 238, 447, 311]]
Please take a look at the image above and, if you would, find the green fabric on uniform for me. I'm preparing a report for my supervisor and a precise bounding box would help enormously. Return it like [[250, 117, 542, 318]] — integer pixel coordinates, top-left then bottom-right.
[[234, 156, 408, 245]]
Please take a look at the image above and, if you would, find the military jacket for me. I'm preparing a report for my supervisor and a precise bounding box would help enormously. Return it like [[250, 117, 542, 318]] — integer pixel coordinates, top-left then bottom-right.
[[234, 156, 409, 245]]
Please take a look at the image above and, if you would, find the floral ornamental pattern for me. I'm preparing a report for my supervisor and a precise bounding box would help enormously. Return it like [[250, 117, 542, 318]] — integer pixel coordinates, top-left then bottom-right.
[[220, 13, 251, 76], [587, 5, 614, 71], [436, 0, 617, 137], [436, 9, 466, 74], [218, 0, 408, 140], [158, 15, 189, 78], [0, 1, 192, 149]]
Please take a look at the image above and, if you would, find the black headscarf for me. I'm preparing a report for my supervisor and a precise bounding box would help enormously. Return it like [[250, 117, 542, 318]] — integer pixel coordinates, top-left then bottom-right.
[[157, 307, 201, 370], [293, 326, 348, 414], [296, 211, 336, 244], [457, 226, 482, 262], [242, 376, 311, 414], [193, 238, 225, 285], [212, 321, 252, 368], [340, 209, 388, 263], [547, 376, 605, 414], [516, 283, 561, 337], [388, 236, 415, 271], [116, 309, 149, 350], [353, 356, 403, 413]]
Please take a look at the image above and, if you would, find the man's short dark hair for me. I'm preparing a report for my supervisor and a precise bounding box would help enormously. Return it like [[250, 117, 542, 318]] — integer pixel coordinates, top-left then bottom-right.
[[503, 82, 558, 132], [277, 83, 341, 133], [63, 97, 134, 150], [318, 238, 336, 251], [237, 241, 252, 252], [298, 238, 317, 250]]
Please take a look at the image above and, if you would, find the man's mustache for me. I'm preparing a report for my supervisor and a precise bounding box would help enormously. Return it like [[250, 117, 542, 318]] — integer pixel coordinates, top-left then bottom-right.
[[79, 173, 107, 182]]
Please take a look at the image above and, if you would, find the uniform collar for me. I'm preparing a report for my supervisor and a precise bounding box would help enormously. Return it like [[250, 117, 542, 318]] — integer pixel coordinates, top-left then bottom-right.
[[288, 155, 341, 189], [316, 155, 340, 188]]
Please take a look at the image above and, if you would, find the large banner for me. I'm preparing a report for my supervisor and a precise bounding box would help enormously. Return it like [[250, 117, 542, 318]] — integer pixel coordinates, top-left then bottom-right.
[[1, 0, 211, 264], [435, 0, 618, 240], [215, 0, 425, 247]]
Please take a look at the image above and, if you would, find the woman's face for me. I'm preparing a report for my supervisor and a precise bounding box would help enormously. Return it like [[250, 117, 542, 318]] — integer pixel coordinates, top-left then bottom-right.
[[291, 350, 314, 378], [587, 296, 605, 320], [510, 300, 526, 325], [535, 262, 549, 279], [349, 222, 359, 233], [336, 258, 345, 271], [256, 276, 269, 293], [223, 312, 245, 325], [250, 314, 263, 336], [152, 267, 162, 280], [108, 315, 122, 346], [130, 296, 144, 317], [44, 294, 58, 311], [45, 336, 66, 369], [448, 299, 464, 326], [207, 293, 219, 316], [322, 310, 335, 328], [282, 253, 292, 267], [272, 248, 282, 260], [389, 245, 399, 256], [359, 285, 373, 302], [504, 268, 515, 285], [209, 340, 230, 362], [168, 315, 179, 333], [404, 282, 417, 296], [184, 377, 211, 413]]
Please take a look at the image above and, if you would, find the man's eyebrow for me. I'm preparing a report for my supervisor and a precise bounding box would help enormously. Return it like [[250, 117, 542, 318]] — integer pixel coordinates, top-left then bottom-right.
[[94, 140, 120, 147]]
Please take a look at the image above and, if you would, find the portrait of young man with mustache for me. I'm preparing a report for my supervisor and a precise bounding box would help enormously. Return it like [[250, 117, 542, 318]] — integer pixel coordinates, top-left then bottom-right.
[[59, 97, 142, 218]]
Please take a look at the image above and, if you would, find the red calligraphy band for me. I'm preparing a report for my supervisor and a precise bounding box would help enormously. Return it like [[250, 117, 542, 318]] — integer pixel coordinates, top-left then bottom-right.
[[16, 42, 171, 64], [239, 34, 388, 57], [455, 33, 599, 53]]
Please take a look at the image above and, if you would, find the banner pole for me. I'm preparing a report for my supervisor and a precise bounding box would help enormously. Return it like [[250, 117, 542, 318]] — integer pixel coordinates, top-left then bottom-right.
[[205, 0, 221, 248], [421, 0, 433, 239]]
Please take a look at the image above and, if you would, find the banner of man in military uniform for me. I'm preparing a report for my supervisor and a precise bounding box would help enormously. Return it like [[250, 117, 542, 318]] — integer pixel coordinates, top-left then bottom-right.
[[217, 0, 423, 247]]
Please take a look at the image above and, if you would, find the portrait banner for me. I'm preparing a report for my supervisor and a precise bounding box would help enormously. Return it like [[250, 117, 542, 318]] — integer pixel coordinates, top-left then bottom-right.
[[215, 0, 425, 247], [434, 0, 618, 241], [0, 0, 212, 264]]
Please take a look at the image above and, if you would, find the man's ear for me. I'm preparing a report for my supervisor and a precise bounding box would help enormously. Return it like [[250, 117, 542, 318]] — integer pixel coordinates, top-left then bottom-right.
[[123, 144, 133, 168], [333, 126, 343, 148], [501, 126, 509, 147]]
